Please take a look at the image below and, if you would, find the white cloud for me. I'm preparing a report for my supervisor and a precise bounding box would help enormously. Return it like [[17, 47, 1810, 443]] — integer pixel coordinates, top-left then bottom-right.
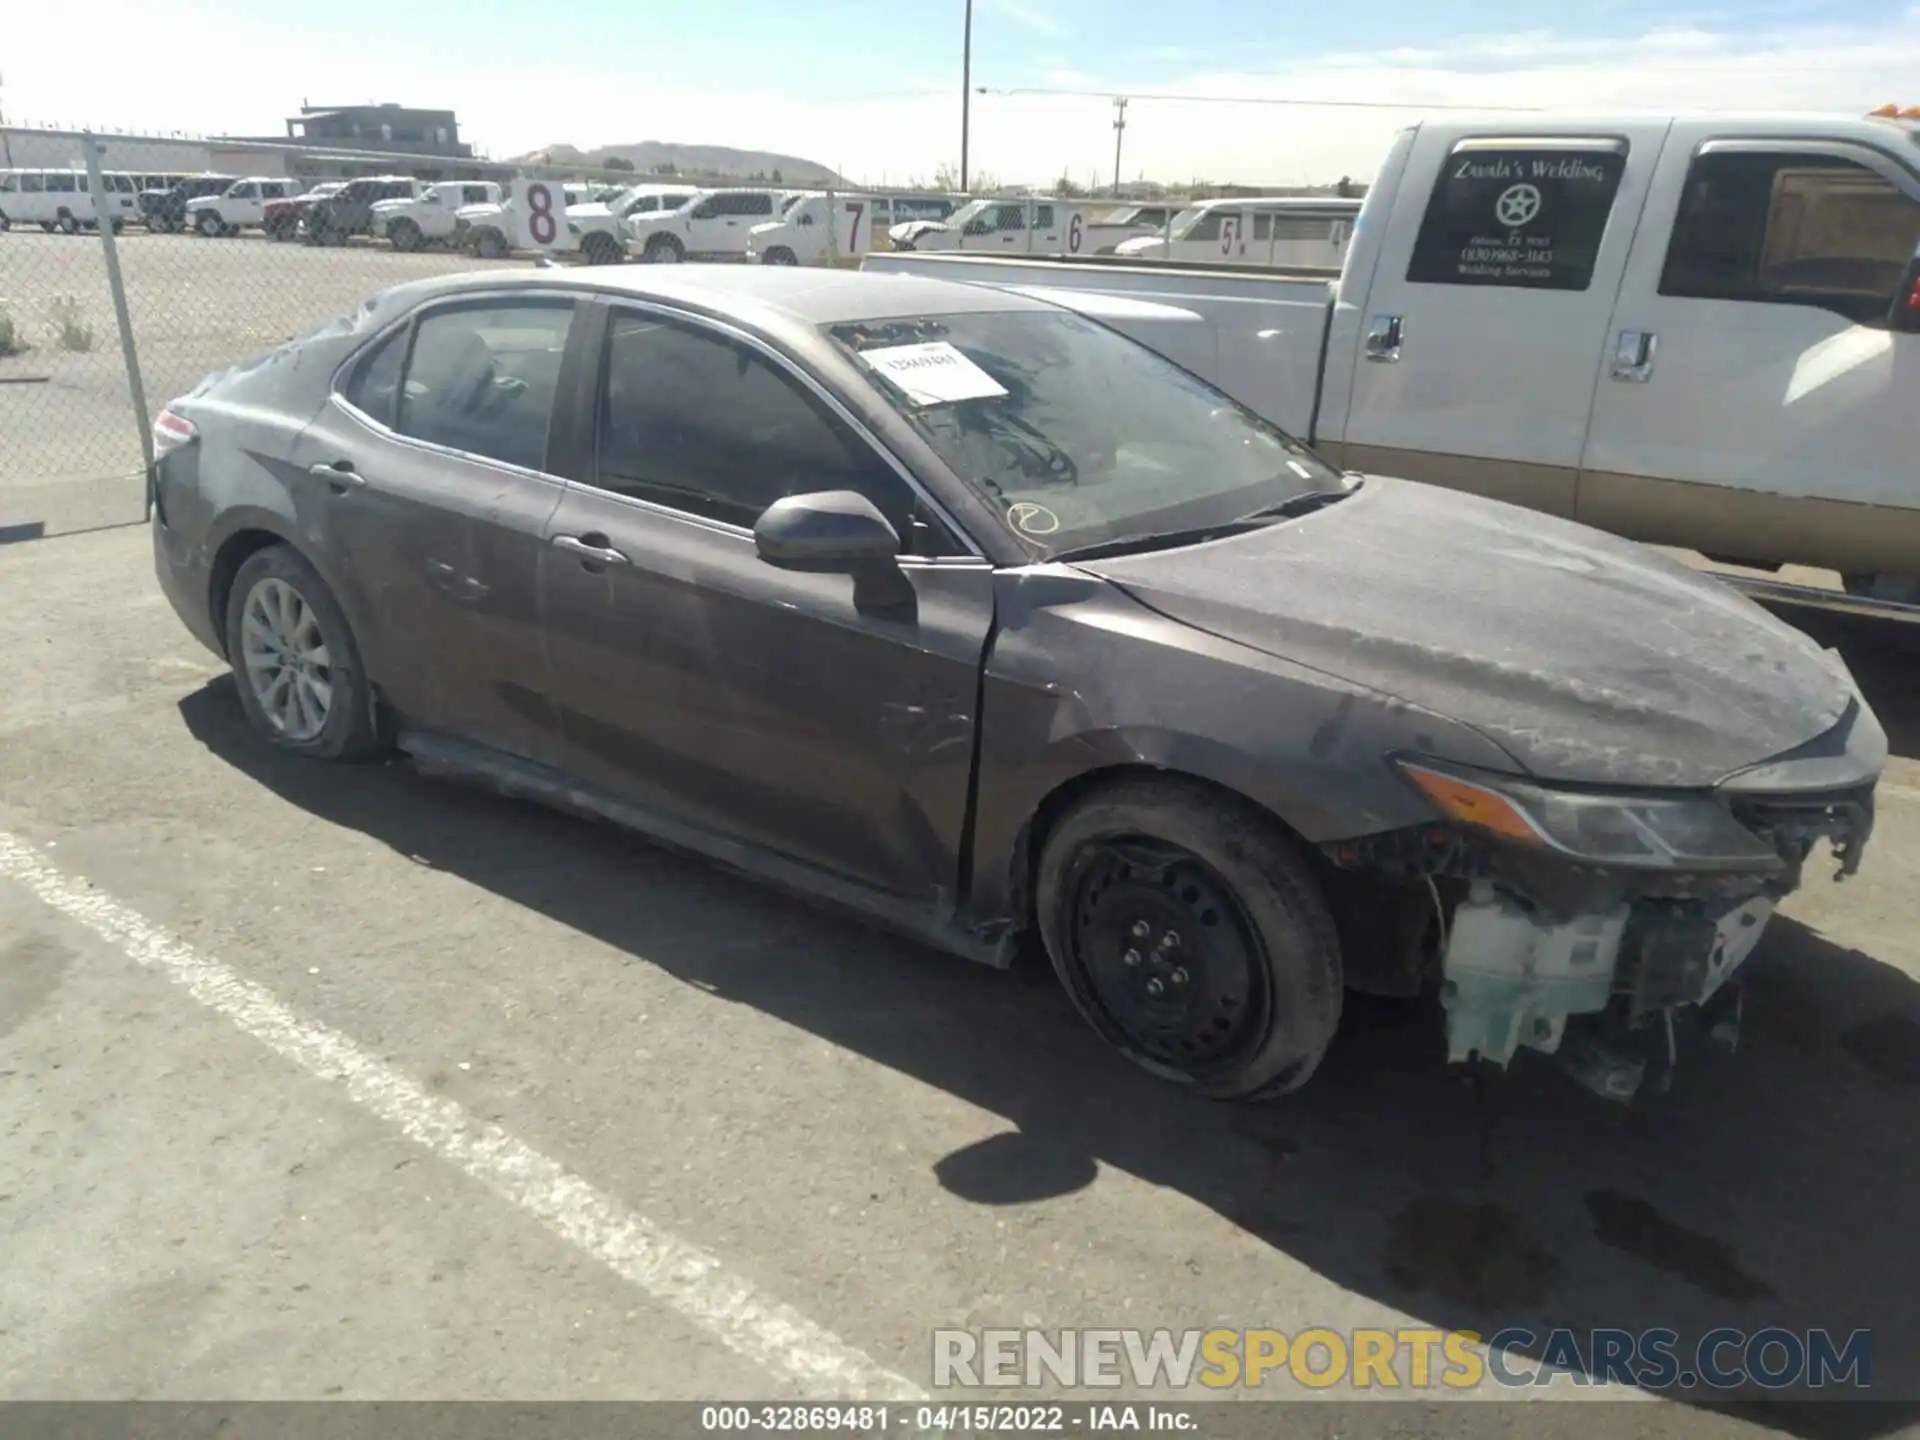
[[4, 2, 1917, 188]]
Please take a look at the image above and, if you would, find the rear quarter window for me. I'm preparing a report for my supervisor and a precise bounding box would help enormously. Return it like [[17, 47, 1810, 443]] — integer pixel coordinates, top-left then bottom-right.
[[1407, 139, 1628, 290]]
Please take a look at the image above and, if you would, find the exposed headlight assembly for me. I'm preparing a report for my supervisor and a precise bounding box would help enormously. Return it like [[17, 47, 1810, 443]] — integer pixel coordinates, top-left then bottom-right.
[[1396, 759, 1782, 871]]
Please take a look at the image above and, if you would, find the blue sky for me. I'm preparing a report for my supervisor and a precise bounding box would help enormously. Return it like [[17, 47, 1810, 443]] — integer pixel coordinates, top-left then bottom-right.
[[9, 0, 1919, 184]]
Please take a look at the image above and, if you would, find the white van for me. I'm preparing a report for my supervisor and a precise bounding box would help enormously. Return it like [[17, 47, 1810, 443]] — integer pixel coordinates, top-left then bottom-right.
[[0, 168, 141, 233], [1114, 196, 1361, 267], [745, 192, 965, 264], [623, 188, 786, 263]]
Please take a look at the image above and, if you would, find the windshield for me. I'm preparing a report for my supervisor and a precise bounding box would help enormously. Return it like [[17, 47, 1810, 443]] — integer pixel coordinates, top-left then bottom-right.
[[944, 198, 992, 228], [1166, 205, 1207, 240], [780, 193, 806, 214], [829, 309, 1343, 558]]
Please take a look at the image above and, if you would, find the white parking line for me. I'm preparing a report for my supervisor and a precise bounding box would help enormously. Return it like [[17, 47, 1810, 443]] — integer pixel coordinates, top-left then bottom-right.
[[0, 829, 924, 1403]]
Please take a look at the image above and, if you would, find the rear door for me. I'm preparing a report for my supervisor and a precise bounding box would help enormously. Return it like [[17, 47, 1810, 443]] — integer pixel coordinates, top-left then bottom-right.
[[292, 293, 588, 763], [1578, 128, 1920, 571], [539, 301, 994, 899], [1330, 123, 1668, 515]]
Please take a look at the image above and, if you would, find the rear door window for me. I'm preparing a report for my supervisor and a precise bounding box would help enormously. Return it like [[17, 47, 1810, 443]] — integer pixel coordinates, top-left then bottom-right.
[[47, 173, 77, 194], [20, 174, 43, 193], [1407, 138, 1628, 290], [1658, 150, 1920, 326], [390, 299, 578, 471]]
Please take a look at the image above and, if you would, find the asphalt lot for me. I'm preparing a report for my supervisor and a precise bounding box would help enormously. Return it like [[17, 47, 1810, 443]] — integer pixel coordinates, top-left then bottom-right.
[[0, 230, 519, 536], [0, 520, 1916, 1434]]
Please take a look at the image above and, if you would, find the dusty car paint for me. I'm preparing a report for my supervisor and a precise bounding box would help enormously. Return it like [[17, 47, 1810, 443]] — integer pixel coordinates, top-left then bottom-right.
[[150, 266, 1885, 1097]]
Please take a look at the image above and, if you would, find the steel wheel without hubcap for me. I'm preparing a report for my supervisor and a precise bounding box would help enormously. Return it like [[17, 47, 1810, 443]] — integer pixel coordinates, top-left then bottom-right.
[[240, 576, 334, 742], [1066, 839, 1270, 1078]]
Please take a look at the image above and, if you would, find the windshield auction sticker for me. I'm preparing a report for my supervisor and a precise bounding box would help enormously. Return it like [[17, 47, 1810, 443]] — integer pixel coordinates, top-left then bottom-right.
[[863, 342, 1009, 406]]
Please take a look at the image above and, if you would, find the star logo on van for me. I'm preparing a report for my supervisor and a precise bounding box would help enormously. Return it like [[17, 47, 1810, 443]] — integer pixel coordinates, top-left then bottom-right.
[[1495, 184, 1542, 228]]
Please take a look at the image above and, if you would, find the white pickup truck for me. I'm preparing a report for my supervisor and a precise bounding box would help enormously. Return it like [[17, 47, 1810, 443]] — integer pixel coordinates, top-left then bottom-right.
[[869, 110, 1920, 603], [371, 181, 502, 250], [185, 176, 305, 237]]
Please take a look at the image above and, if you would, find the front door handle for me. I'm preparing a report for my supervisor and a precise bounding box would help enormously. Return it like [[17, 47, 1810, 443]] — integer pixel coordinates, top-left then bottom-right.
[[552, 533, 630, 567], [1364, 314, 1404, 363], [310, 460, 364, 491], [1611, 329, 1658, 383]]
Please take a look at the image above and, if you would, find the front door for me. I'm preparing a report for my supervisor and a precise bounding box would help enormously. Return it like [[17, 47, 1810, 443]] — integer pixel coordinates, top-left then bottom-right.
[[1578, 128, 1920, 574], [541, 303, 994, 900], [1331, 123, 1669, 516], [293, 293, 586, 763]]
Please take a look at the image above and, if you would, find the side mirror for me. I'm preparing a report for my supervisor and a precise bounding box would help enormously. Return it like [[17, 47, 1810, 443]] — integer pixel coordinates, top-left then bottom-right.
[[754, 491, 900, 571], [1890, 247, 1920, 335]]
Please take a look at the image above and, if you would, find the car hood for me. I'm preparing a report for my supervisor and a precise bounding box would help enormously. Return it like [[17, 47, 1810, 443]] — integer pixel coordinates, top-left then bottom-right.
[[1072, 477, 1857, 787], [1115, 236, 1167, 255], [568, 202, 615, 220], [369, 198, 413, 212]]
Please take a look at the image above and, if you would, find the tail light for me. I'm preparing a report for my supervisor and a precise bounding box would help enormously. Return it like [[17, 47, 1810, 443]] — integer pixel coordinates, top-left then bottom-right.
[[151, 406, 198, 460]]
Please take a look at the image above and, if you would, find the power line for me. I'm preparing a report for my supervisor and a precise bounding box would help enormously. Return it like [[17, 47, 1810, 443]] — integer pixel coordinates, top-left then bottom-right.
[[977, 86, 1544, 111]]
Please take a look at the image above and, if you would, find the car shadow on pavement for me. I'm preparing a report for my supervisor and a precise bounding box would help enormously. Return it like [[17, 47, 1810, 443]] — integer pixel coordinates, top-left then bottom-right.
[[179, 680, 1920, 1437]]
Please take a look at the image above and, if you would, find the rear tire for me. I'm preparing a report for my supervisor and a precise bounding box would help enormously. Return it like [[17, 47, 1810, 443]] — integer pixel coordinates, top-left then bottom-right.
[[0, 210, 10, 233], [643, 233, 685, 264], [223, 546, 384, 762], [474, 228, 507, 259], [1035, 777, 1344, 1100]]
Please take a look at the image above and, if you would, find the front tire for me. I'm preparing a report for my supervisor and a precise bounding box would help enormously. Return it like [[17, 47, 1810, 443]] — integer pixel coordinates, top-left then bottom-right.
[[582, 232, 622, 265], [1035, 777, 1343, 1100], [474, 228, 507, 259], [196, 210, 223, 237], [57, 211, 80, 235], [224, 546, 384, 761], [389, 218, 422, 252], [643, 233, 685, 264], [762, 246, 798, 266]]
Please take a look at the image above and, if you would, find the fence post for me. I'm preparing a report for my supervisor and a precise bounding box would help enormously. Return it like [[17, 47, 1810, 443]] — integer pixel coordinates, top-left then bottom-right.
[[81, 134, 155, 520]]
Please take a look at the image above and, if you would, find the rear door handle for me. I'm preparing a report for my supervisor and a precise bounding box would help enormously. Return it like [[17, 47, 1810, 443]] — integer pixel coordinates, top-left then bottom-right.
[[1611, 329, 1658, 383], [310, 460, 364, 491], [1364, 314, 1404, 363], [552, 533, 630, 567]]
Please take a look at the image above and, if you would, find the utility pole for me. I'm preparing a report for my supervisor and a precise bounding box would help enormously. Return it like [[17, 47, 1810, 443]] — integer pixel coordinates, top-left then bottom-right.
[[1111, 96, 1128, 197], [960, 0, 974, 192]]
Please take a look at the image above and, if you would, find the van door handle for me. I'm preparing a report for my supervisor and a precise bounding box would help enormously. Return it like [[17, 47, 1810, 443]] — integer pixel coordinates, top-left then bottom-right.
[[1364, 314, 1403, 363], [1611, 329, 1658, 382], [552, 533, 630, 567]]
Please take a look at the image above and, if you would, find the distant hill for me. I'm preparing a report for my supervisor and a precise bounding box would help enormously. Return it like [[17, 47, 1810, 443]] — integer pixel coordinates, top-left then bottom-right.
[[511, 141, 849, 187]]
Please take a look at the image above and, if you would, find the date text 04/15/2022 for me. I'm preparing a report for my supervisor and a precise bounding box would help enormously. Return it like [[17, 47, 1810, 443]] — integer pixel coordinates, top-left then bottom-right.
[[698, 1404, 1199, 1433]]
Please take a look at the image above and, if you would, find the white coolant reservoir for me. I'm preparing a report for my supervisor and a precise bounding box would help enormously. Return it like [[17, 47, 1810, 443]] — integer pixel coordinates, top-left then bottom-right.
[[1440, 880, 1629, 1065]]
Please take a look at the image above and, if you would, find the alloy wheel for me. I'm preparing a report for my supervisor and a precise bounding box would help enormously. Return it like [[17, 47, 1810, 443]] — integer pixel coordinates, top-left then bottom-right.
[[240, 576, 334, 742]]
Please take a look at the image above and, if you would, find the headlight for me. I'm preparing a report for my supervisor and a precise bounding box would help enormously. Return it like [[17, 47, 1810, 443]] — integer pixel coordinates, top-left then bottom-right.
[[1396, 759, 1782, 870], [567, 220, 581, 235]]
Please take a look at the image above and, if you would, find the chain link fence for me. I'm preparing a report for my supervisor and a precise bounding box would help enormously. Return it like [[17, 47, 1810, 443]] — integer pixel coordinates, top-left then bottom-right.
[[1, 135, 568, 541]]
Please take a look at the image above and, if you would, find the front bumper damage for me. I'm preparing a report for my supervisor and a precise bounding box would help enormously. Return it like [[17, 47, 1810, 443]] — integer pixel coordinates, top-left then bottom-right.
[[1323, 782, 1875, 1100]]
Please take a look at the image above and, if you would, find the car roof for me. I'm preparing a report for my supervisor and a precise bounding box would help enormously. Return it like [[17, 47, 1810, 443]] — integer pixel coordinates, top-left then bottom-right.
[[386, 264, 1058, 328]]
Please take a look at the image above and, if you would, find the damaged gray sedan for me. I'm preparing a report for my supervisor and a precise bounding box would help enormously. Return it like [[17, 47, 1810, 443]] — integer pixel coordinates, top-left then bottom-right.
[[149, 267, 1883, 1103]]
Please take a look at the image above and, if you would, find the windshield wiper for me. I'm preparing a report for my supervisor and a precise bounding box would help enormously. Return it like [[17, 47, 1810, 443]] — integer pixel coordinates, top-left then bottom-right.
[[1051, 518, 1271, 563], [1233, 481, 1360, 524]]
